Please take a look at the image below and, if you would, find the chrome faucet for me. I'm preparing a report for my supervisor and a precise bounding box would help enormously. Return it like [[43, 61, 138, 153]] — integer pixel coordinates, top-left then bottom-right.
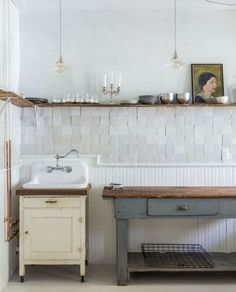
[[55, 149, 79, 167], [46, 149, 79, 173]]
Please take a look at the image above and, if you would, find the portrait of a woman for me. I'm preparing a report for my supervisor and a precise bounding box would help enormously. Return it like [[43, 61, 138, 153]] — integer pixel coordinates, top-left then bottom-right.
[[195, 72, 217, 103], [191, 64, 224, 104]]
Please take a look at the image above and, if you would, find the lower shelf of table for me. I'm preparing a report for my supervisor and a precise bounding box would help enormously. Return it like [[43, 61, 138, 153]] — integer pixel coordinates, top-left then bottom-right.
[[128, 252, 236, 272]]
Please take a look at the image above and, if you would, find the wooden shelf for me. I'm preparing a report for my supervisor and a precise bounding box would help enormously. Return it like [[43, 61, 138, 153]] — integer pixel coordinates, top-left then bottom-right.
[[1, 96, 236, 108], [128, 252, 236, 273], [0, 89, 34, 107], [1, 90, 235, 108], [0, 97, 34, 108], [18, 102, 236, 108]]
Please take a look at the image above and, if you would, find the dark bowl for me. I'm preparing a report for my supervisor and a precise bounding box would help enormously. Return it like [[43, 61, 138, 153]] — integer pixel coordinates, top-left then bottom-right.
[[139, 95, 158, 104]]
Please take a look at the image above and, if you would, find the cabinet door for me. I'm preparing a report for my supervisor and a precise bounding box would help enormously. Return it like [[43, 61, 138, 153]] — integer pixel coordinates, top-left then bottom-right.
[[23, 208, 81, 261]]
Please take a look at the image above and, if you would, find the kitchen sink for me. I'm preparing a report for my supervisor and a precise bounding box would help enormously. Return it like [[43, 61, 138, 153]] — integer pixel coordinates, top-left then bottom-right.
[[23, 160, 89, 189]]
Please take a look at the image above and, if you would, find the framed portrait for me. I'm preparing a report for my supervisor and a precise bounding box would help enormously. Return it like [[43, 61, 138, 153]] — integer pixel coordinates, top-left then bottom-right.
[[191, 64, 224, 103]]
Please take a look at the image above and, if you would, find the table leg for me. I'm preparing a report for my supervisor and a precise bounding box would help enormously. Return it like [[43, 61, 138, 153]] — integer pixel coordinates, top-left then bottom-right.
[[116, 218, 129, 286]]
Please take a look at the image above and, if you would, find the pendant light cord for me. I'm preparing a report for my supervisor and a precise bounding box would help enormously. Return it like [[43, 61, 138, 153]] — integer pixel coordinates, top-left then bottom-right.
[[170, 0, 184, 67], [59, 0, 62, 59], [54, 0, 66, 72], [174, 0, 177, 52]]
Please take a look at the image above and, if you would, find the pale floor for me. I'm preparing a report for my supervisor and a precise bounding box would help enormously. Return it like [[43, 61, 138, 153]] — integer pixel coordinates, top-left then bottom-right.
[[2, 265, 236, 292]]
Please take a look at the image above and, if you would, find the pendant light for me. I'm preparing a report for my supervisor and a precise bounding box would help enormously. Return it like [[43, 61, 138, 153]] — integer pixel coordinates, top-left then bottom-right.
[[170, 0, 185, 69], [54, 0, 66, 73]]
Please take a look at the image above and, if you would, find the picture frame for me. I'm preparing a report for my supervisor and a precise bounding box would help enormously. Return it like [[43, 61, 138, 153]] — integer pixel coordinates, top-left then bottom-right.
[[191, 64, 224, 104]]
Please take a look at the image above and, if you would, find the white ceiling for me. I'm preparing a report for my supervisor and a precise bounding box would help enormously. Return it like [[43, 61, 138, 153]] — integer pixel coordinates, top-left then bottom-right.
[[13, 0, 236, 11]]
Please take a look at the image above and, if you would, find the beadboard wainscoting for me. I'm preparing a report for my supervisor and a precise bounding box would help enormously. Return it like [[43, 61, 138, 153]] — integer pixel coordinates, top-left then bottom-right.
[[20, 157, 236, 264]]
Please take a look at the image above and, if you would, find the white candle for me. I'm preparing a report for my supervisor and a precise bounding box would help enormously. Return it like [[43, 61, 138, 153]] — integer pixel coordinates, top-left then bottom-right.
[[111, 72, 114, 84], [118, 74, 122, 87], [103, 73, 107, 87]]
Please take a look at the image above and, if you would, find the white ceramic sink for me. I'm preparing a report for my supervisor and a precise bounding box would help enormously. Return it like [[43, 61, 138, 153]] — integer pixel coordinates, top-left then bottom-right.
[[23, 160, 89, 189]]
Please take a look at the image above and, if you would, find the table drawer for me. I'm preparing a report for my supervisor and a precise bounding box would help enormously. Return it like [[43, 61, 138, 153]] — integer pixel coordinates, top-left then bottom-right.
[[23, 197, 82, 208], [147, 199, 219, 216]]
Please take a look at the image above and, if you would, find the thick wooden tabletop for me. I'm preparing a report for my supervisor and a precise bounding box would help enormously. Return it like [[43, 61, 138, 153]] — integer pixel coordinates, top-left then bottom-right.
[[102, 186, 236, 199], [16, 183, 91, 196]]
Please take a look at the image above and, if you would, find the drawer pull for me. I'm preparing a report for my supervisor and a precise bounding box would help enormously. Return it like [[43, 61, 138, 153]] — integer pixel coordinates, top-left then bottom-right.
[[45, 200, 58, 204], [177, 205, 189, 211]]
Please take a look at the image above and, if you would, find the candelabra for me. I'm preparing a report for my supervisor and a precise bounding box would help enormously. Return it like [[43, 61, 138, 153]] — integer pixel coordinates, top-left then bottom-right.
[[102, 84, 120, 103], [102, 73, 121, 103]]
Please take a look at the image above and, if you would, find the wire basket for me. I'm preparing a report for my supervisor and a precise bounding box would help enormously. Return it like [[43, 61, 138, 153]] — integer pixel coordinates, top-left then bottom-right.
[[141, 243, 214, 269]]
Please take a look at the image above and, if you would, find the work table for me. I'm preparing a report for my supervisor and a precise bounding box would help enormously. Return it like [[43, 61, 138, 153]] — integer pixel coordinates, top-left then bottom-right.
[[103, 186, 236, 285]]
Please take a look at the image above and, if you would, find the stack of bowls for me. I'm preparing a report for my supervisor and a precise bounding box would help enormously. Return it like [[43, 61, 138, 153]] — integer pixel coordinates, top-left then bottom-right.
[[139, 95, 159, 104]]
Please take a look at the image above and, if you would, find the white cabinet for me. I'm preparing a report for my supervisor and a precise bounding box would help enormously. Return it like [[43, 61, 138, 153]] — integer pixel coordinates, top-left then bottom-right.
[[19, 195, 87, 282]]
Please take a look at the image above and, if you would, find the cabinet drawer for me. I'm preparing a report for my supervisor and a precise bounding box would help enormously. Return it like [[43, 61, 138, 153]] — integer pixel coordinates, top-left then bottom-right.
[[147, 199, 219, 216], [23, 197, 83, 208]]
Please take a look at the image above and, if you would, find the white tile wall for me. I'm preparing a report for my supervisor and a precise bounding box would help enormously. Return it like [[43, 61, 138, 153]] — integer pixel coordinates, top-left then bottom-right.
[[21, 106, 236, 164], [0, 103, 21, 168]]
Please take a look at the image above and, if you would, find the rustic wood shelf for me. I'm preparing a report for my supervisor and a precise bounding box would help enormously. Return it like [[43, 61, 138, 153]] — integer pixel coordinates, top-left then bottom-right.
[[16, 102, 236, 108], [128, 252, 236, 273], [0, 97, 34, 108], [1, 90, 235, 108], [1, 94, 236, 108]]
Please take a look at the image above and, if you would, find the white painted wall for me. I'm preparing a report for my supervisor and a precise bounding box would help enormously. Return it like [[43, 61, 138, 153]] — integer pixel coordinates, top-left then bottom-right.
[[0, 0, 20, 91], [0, 0, 20, 289], [8, 2, 20, 92], [20, 9, 236, 100], [18, 6, 236, 267]]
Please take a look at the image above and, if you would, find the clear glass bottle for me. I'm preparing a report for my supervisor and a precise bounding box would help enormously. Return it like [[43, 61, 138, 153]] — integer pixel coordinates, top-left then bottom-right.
[[227, 85, 236, 104]]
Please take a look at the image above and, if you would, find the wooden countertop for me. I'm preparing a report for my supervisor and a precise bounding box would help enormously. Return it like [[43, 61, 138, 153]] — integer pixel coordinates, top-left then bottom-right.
[[16, 183, 91, 196], [102, 186, 236, 199]]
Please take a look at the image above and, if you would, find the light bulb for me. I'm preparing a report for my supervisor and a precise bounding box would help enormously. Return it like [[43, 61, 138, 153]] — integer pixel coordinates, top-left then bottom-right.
[[170, 50, 185, 69], [54, 56, 66, 73], [54, 62, 65, 73]]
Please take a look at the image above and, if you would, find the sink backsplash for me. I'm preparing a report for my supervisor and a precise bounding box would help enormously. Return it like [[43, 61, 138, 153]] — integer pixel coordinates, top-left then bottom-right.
[[21, 106, 235, 164]]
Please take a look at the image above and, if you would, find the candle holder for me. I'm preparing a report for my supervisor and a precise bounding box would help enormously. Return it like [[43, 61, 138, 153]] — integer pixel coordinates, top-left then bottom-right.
[[102, 84, 120, 103]]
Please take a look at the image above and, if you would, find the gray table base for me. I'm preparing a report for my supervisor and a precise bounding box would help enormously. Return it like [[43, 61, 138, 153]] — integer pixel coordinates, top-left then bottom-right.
[[114, 198, 236, 285]]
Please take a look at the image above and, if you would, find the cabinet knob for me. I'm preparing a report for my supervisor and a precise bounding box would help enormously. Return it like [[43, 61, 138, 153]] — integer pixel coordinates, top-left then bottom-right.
[[45, 200, 58, 204], [25, 231, 29, 234], [177, 205, 189, 211]]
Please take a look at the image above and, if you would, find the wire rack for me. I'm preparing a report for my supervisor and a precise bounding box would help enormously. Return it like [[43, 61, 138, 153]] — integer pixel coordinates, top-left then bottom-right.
[[141, 243, 214, 269]]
